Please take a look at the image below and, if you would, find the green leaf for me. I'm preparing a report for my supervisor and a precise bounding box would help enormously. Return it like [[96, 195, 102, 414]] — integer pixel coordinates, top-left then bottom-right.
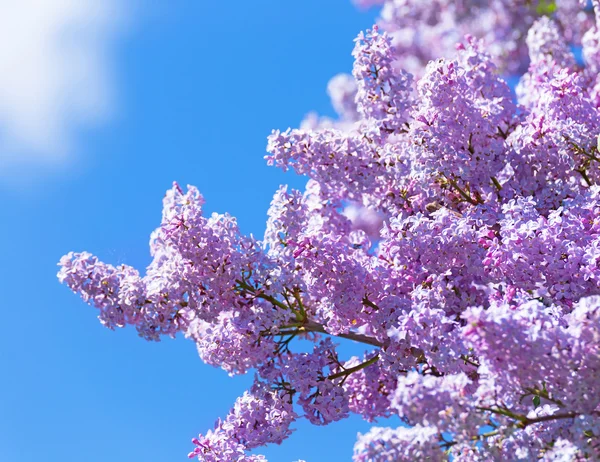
[[536, 0, 557, 15], [533, 395, 541, 408]]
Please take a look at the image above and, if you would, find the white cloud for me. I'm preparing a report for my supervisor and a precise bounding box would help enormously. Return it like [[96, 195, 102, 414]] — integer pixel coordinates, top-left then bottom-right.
[[0, 0, 127, 178]]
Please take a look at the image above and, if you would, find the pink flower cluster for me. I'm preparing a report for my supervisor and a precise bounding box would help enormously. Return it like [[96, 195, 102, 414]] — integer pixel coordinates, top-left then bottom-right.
[[59, 1, 600, 460]]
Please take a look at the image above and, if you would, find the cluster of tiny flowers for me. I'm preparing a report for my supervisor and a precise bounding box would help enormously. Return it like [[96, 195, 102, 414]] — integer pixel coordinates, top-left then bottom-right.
[[59, 1, 600, 460], [353, 0, 593, 76], [352, 26, 413, 134], [342, 354, 397, 422], [353, 425, 442, 461]]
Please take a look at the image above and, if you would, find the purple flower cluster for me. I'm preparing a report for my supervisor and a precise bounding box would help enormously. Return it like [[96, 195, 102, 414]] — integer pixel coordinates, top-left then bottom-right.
[[343, 354, 396, 422], [353, 425, 442, 462], [352, 26, 413, 134], [355, 0, 593, 76], [59, 1, 600, 460], [187, 372, 297, 459], [258, 339, 351, 426]]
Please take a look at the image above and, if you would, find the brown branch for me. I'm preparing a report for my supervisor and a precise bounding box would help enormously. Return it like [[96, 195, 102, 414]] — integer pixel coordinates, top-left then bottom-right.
[[302, 320, 386, 348], [327, 354, 380, 381], [518, 412, 577, 429]]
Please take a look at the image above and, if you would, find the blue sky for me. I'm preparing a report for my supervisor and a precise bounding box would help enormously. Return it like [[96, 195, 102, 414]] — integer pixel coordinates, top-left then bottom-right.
[[0, 1, 389, 461]]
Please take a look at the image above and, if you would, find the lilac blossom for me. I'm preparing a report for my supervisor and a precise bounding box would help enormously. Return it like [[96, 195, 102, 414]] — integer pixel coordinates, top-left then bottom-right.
[[353, 425, 443, 462], [352, 26, 413, 135], [59, 1, 600, 460]]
